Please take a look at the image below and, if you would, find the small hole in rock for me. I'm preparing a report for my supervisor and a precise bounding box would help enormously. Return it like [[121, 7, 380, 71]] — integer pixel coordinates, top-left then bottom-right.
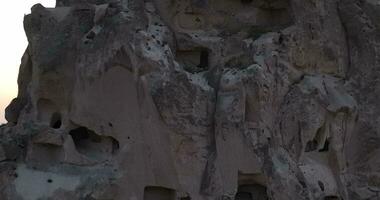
[[299, 180, 306, 188], [47, 179, 53, 183], [112, 140, 120, 154], [305, 139, 318, 152], [241, 0, 253, 4], [86, 31, 95, 40], [198, 50, 209, 69], [319, 139, 330, 152], [324, 196, 339, 200], [279, 35, 284, 44], [108, 122, 113, 127], [50, 112, 62, 129], [109, 2, 119, 8], [318, 181, 325, 191]]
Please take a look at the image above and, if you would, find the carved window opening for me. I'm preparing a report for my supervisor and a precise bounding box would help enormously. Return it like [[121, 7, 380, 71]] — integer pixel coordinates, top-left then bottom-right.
[[69, 127, 119, 160], [324, 196, 339, 200], [319, 139, 330, 152], [241, 0, 253, 4], [305, 125, 329, 153], [177, 48, 209, 73], [50, 112, 62, 129], [235, 184, 268, 200], [236, 173, 268, 200], [143, 186, 176, 200], [318, 180, 325, 191], [305, 139, 318, 152], [199, 50, 209, 69]]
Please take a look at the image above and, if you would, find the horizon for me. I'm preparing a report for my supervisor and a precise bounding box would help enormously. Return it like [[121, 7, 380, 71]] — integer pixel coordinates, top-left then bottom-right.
[[0, 1, 55, 124]]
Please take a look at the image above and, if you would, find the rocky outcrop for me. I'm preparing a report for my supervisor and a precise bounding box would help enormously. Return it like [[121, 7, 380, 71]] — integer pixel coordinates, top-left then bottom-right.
[[1, 0, 379, 199]]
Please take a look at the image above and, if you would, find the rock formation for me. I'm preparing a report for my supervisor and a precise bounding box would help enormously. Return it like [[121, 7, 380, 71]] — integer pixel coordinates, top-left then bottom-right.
[[1, 0, 380, 199]]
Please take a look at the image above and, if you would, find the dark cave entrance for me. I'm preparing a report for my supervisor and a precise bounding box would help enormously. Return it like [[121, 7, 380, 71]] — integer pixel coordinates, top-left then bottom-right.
[[324, 196, 339, 200], [241, 0, 253, 4], [69, 127, 119, 160], [50, 112, 62, 129], [143, 186, 176, 200], [235, 184, 268, 200], [177, 48, 210, 73]]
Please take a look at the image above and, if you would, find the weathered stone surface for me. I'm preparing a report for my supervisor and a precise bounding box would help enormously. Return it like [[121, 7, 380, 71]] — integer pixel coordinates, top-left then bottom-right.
[[1, 0, 380, 199]]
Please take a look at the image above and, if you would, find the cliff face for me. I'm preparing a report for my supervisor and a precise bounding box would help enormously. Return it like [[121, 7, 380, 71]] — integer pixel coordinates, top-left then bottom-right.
[[1, 0, 380, 199]]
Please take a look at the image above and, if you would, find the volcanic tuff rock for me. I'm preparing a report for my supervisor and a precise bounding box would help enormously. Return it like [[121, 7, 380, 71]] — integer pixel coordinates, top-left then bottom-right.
[[1, 0, 380, 199]]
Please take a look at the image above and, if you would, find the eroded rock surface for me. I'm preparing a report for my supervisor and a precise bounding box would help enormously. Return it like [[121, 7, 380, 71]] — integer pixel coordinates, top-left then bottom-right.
[[1, 0, 379, 199]]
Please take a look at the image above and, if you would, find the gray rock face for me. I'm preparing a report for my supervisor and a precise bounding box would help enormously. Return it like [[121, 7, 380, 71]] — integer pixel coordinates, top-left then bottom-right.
[[1, 0, 379, 199]]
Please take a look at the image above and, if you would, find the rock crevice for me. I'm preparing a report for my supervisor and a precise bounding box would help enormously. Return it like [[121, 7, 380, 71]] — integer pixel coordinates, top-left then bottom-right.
[[1, 0, 379, 199]]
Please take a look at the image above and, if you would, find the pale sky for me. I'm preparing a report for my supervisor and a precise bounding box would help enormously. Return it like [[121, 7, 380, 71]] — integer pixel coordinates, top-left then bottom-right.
[[0, 1, 56, 124]]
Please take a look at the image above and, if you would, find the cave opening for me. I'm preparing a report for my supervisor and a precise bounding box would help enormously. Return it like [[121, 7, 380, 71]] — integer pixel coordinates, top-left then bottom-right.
[[236, 173, 268, 200], [241, 0, 253, 4], [305, 125, 330, 153], [143, 186, 176, 200], [324, 196, 339, 200], [235, 184, 268, 200], [50, 112, 62, 129], [235, 191, 253, 200], [176, 48, 210, 73], [305, 139, 318, 152], [198, 50, 209, 70], [319, 139, 330, 152], [69, 127, 119, 159]]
